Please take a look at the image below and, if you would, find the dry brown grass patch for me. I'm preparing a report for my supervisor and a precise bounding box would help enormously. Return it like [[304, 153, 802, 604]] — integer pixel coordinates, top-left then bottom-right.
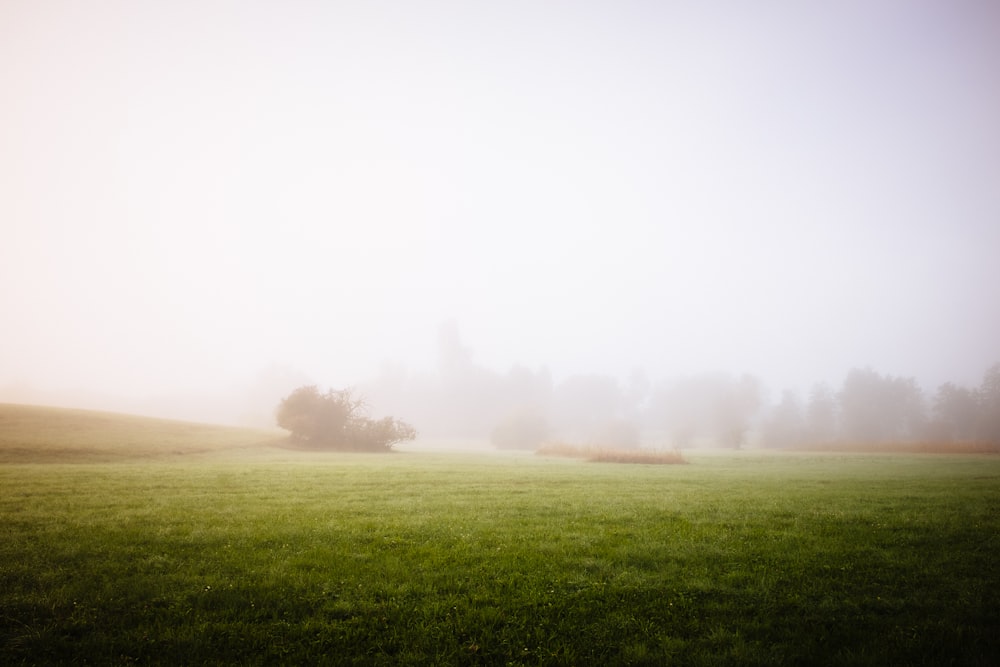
[[789, 441, 1000, 455]]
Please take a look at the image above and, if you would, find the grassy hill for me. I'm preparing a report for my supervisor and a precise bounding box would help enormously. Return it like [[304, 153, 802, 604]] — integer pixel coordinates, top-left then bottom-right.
[[0, 403, 283, 463]]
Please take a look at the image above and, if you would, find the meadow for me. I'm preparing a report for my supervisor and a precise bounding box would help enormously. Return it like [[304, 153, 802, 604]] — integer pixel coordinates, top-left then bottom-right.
[[1, 404, 998, 665]]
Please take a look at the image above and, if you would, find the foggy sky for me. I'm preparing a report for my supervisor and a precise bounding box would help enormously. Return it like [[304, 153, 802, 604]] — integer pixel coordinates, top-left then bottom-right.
[[2, 0, 999, 424]]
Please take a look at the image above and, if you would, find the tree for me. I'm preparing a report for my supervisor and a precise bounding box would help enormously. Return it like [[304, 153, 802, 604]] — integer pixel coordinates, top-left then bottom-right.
[[491, 408, 549, 450], [713, 374, 762, 448], [551, 374, 624, 443], [276, 385, 416, 451], [761, 390, 805, 448], [648, 373, 762, 448], [931, 382, 980, 442], [648, 378, 703, 448], [804, 383, 837, 444], [890, 376, 927, 440], [591, 418, 641, 449], [348, 415, 418, 452], [839, 368, 886, 442], [977, 362, 1000, 444], [838, 368, 925, 443]]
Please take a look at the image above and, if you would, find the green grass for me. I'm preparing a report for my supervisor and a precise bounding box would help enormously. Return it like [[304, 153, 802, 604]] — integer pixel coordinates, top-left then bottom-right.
[[1, 405, 998, 665]]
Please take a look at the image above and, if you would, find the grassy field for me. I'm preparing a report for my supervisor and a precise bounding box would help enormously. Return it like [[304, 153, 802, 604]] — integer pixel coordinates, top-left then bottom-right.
[[1, 405, 998, 665], [0, 403, 284, 464]]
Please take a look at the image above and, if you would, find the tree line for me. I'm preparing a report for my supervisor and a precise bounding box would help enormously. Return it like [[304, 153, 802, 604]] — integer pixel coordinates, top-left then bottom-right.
[[761, 364, 1000, 448], [282, 327, 1000, 451]]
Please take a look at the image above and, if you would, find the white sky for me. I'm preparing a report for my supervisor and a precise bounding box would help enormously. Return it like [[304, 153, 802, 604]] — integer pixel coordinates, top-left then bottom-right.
[[2, 0, 999, 419]]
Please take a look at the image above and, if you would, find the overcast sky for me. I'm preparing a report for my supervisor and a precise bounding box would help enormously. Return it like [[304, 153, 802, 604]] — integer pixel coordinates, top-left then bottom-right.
[[2, 0, 999, 421]]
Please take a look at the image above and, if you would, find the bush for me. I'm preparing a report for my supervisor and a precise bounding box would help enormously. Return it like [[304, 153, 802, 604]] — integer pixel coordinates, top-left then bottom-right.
[[276, 385, 416, 452]]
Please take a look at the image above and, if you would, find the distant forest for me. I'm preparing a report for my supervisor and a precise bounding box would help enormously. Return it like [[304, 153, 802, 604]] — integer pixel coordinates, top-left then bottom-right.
[[360, 339, 1000, 451]]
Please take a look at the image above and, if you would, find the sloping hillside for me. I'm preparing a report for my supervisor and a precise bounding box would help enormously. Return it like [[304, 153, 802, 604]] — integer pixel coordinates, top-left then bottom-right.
[[0, 403, 283, 463]]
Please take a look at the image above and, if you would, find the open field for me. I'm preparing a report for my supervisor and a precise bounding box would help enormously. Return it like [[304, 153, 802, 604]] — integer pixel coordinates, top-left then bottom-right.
[[1, 405, 999, 665]]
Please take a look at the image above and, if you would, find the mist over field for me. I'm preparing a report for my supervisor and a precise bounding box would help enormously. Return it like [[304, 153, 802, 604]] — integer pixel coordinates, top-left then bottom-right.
[[2, 1, 999, 433]]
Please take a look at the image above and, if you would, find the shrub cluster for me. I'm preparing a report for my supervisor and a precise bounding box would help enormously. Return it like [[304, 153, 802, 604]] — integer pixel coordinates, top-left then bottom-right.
[[276, 385, 416, 452]]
